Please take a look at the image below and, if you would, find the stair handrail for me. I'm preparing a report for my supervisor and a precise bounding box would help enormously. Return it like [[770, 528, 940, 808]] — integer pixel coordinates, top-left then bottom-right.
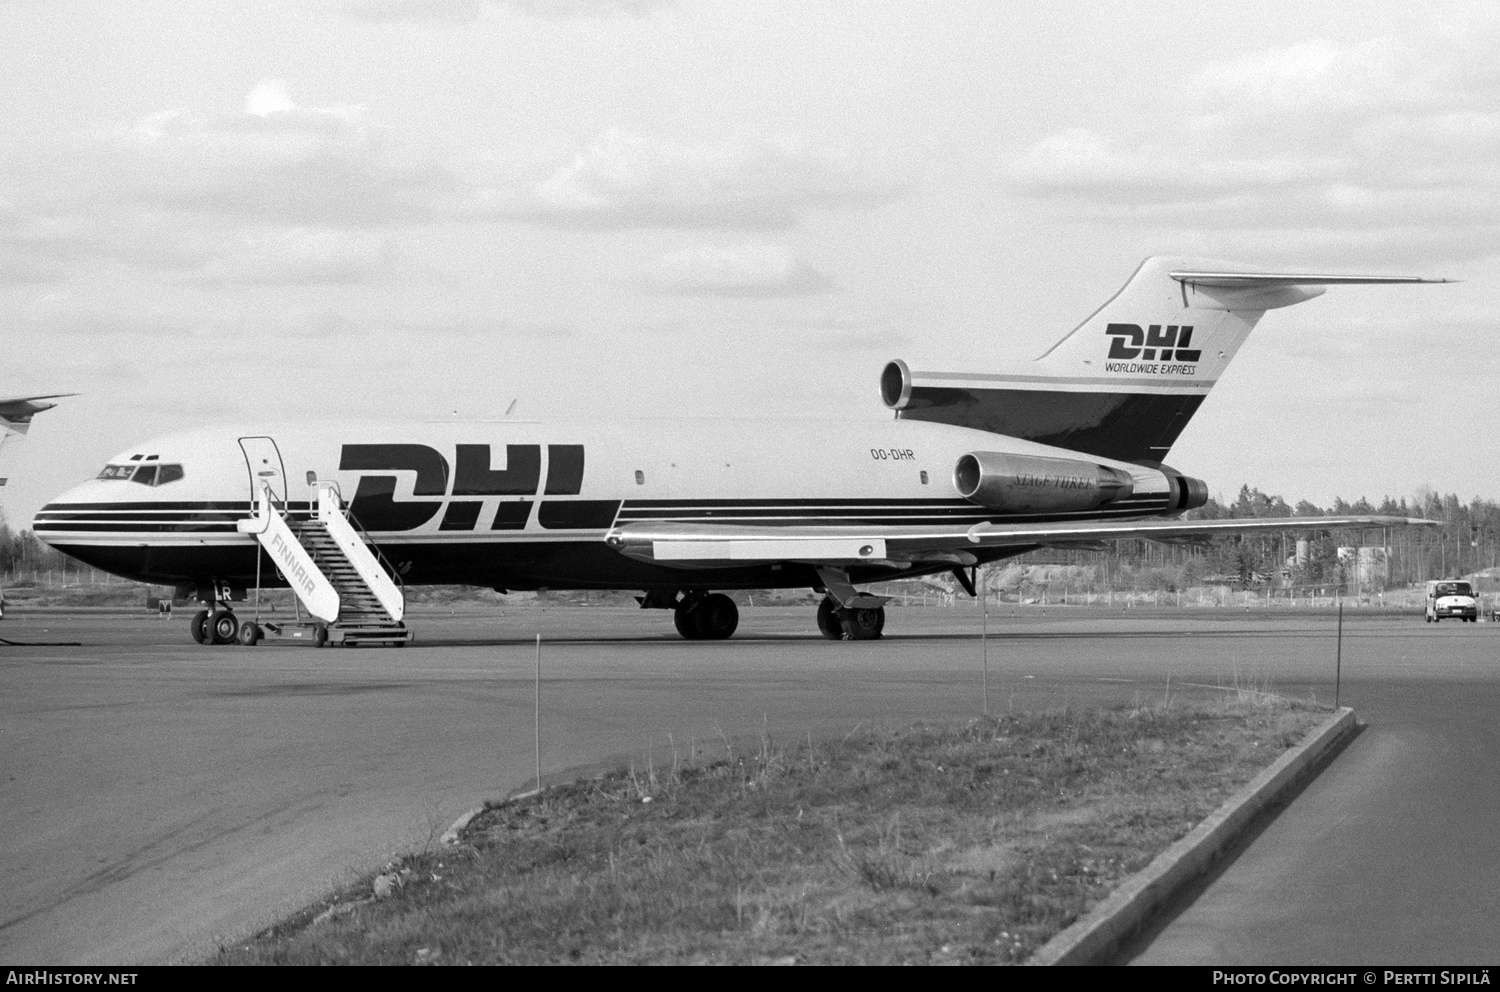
[[242, 479, 289, 534], [315, 481, 405, 593]]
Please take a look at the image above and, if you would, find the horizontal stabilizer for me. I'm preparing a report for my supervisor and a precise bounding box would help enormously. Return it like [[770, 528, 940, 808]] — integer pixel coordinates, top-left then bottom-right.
[[1170, 270, 1454, 312], [1170, 271, 1455, 288]]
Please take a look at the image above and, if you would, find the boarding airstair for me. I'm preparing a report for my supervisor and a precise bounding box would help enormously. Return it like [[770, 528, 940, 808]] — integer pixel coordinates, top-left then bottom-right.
[[237, 481, 411, 647]]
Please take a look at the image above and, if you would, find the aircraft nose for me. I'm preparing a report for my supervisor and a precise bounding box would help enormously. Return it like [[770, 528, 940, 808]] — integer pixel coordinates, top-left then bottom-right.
[[32, 480, 104, 546]]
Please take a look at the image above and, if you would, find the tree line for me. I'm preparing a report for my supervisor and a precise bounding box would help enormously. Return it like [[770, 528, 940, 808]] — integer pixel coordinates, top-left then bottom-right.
[[1077, 486, 1500, 592]]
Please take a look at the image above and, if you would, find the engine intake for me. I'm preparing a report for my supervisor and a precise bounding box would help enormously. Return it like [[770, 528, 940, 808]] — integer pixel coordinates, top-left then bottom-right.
[[955, 451, 1135, 513]]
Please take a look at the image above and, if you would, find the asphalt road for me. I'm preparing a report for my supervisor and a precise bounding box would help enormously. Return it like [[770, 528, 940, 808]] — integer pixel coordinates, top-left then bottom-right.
[[0, 603, 1494, 965], [1125, 620, 1500, 965]]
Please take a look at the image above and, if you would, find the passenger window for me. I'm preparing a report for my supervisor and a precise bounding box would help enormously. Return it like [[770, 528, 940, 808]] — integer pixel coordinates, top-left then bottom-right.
[[132, 465, 158, 486], [156, 464, 185, 485]]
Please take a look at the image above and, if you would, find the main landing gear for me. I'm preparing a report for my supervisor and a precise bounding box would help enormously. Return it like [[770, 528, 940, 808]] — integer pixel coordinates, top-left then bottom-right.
[[816, 596, 886, 641], [813, 566, 891, 641], [673, 592, 739, 640], [641, 569, 892, 642]]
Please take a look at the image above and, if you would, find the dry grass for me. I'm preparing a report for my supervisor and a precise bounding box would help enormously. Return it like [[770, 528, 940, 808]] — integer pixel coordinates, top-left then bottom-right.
[[217, 694, 1325, 966]]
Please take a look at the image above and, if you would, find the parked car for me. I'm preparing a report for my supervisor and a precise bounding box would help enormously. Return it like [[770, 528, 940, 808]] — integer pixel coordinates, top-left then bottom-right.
[[1426, 579, 1478, 623]]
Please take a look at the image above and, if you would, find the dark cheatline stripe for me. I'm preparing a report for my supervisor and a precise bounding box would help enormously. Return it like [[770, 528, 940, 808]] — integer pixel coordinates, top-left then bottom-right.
[[34, 511, 245, 523], [617, 505, 1170, 521], [622, 497, 978, 508], [32, 522, 241, 534], [39, 500, 262, 512], [38, 500, 310, 513], [492, 501, 533, 530], [440, 501, 484, 531], [537, 500, 621, 530]]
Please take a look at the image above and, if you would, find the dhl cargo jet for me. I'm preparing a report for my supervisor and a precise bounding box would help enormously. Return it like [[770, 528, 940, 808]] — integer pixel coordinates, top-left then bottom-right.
[[33, 258, 1447, 646]]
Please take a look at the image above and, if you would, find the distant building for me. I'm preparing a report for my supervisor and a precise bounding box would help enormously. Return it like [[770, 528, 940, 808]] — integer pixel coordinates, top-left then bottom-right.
[[1337, 546, 1390, 588]]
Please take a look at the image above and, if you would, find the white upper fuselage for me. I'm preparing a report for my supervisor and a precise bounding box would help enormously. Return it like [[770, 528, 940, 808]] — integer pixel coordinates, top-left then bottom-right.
[[35, 417, 1178, 562]]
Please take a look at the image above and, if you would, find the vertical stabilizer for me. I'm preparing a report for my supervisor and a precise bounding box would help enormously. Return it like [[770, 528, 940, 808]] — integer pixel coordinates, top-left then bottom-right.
[[880, 257, 1447, 463]]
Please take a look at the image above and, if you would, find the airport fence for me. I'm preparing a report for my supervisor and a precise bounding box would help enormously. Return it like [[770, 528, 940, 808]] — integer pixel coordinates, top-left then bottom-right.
[[2, 566, 139, 588]]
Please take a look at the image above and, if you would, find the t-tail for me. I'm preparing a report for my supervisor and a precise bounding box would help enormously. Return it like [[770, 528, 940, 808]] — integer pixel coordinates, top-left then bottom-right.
[[880, 256, 1449, 464]]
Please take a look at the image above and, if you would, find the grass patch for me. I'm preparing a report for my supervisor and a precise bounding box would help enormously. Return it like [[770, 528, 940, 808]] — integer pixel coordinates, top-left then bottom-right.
[[217, 694, 1325, 965]]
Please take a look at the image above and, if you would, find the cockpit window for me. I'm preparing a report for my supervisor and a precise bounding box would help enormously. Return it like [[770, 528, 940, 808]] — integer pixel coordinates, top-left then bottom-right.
[[96, 463, 186, 486]]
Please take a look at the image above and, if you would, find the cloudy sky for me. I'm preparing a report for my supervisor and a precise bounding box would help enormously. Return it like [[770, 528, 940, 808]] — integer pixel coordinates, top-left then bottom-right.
[[2, 0, 1496, 524]]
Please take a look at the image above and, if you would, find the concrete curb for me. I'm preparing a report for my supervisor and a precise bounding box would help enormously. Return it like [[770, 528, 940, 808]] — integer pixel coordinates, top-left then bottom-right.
[[1027, 706, 1358, 966], [439, 783, 555, 846], [439, 807, 484, 846]]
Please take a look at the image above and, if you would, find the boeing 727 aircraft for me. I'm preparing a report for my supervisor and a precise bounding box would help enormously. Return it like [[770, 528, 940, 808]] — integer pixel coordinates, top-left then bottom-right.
[[33, 257, 1447, 646]]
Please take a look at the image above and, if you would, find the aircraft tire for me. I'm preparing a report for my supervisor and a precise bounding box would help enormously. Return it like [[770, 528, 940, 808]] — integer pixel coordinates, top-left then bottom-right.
[[673, 602, 701, 640], [312, 622, 329, 648], [841, 606, 884, 641], [816, 597, 843, 640], [695, 594, 739, 640], [210, 610, 239, 645], [190, 609, 211, 645], [238, 622, 261, 647]]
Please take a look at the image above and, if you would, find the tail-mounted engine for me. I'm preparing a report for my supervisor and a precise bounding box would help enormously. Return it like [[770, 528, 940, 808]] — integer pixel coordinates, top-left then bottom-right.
[[954, 451, 1135, 514], [1163, 469, 1209, 512]]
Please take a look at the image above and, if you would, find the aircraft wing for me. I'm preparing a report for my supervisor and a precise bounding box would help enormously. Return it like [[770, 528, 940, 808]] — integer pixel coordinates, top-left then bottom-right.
[[0, 394, 75, 424], [606, 515, 1438, 569], [0, 393, 75, 487]]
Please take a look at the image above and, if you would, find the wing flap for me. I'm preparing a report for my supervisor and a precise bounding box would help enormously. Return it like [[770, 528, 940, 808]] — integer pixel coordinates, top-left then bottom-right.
[[607, 516, 1437, 568], [654, 537, 886, 563]]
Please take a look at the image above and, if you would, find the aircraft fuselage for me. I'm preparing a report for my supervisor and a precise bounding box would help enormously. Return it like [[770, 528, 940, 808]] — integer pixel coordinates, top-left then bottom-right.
[[34, 416, 1181, 594]]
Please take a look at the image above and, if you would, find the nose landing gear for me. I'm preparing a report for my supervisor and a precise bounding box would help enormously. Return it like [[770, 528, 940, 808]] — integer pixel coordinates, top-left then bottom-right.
[[190, 605, 242, 645]]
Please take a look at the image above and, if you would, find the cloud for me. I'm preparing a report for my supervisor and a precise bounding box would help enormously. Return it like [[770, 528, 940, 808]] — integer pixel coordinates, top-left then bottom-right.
[[1008, 128, 1345, 204], [1, 85, 896, 300], [340, 0, 487, 22], [0, 82, 454, 284], [637, 243, 833, 297], [339, 0, 671, 22], [0, 248, 66, 284], [99, 94, 456, 227], [477, 128, 905, 230], [183, 228, 398, 286], [19, 292, 199, 338], [1002, 13, 1500, 264]]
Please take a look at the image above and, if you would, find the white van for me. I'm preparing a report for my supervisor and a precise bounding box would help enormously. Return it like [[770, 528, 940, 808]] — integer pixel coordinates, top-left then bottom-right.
[[1425, 580, 1478, 623]]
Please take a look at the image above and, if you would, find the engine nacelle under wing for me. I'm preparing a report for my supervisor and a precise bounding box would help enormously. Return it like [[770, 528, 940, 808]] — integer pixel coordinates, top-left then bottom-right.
[[954, 451, 1135, 514]]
